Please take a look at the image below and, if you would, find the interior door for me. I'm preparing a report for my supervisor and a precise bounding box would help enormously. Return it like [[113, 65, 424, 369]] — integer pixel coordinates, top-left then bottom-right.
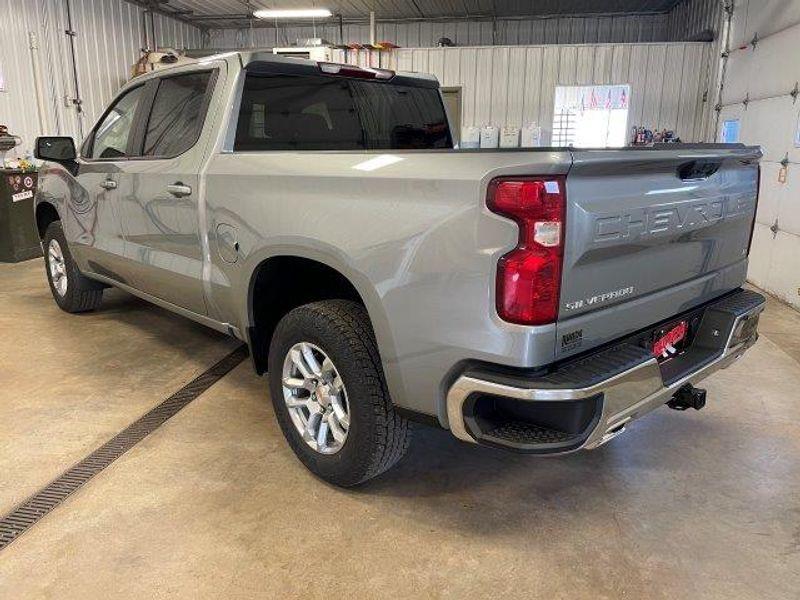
[[441, 87, 462, 146], [68, 84, 147, 284], [116, 69, 218, 315]]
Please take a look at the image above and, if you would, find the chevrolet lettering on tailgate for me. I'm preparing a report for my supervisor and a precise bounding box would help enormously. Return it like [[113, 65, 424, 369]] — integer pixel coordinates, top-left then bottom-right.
[[593, 196, 756, 243]]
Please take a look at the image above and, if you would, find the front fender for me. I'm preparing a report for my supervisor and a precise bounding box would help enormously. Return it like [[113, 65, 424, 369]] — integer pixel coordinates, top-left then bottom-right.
[[34, 163, 68, 225]]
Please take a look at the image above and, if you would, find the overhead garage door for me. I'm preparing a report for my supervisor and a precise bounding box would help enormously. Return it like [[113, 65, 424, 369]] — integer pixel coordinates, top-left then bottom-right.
[[718, 0, 800, 310]]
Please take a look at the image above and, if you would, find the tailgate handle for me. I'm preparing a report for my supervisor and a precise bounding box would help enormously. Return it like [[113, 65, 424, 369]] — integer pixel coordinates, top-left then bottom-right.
[[678, 160, 721, 181]]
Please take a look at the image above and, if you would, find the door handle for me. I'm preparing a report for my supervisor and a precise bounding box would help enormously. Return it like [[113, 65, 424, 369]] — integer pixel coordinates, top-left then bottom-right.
[[99, 179, 117, 190], [166, 183, 192, 198]]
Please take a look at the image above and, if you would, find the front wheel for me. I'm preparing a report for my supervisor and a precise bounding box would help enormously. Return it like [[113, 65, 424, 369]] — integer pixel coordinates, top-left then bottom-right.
[[43, 221, 103, 313], [267, 300, 410, 487]]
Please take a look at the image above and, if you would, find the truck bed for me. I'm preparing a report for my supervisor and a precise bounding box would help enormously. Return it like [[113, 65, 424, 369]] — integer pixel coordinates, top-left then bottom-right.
[[206, 143, 760, 420]]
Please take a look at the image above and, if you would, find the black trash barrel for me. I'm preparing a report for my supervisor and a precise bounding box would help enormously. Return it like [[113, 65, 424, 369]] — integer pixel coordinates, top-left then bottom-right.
[[0, 169, 42, 263]]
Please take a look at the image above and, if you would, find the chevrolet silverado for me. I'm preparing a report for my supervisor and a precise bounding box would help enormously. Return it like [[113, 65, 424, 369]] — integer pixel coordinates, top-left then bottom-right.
[[33, 51, 765, 486]]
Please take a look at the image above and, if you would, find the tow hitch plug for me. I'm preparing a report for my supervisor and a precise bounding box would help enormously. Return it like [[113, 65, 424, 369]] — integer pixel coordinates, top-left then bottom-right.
[[668, 383, 707, 411]]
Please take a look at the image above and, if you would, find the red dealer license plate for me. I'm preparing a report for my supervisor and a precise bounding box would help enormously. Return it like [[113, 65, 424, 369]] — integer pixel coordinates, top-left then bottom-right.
[[653, 321, 688, 361]]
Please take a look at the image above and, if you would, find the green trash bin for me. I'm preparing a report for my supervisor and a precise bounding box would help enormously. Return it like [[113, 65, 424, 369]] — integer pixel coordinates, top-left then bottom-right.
[[0, 169, 42, 262]]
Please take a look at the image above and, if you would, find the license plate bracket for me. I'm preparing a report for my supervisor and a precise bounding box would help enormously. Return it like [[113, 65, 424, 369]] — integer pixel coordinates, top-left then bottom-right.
[[652, 320, 688, 362]]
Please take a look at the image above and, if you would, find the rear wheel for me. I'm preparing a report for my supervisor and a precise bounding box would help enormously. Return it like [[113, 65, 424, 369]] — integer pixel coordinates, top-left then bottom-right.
[[267, 300, 410, 487], [43, 221, 103, 313]]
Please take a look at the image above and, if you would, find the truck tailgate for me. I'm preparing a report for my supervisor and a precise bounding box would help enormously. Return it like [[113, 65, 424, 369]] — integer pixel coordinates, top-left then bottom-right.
[[556, 145, 761, 360]]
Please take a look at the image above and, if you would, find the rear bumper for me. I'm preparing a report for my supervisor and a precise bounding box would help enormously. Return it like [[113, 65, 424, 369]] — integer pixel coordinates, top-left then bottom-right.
[[445, 289, 765, 453]]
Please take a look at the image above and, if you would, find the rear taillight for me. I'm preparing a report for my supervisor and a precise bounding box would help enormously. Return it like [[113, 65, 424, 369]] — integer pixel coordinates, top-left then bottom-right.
[[487, 177, 566, 325]]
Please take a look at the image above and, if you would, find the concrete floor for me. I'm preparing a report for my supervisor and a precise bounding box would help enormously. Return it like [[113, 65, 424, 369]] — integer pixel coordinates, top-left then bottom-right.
[[1, 259, 799, 599]]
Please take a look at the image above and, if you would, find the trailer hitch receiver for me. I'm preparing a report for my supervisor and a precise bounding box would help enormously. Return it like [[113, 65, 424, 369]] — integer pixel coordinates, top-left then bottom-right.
[[667, 383, 707, 411]]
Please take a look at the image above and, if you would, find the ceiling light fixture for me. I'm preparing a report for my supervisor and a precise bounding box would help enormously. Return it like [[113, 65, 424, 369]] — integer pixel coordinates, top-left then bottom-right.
[[253, 8, 333, 19]]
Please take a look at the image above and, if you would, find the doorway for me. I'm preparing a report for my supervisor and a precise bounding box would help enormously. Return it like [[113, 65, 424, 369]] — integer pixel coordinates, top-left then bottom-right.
[[441, 87, 462, 146]]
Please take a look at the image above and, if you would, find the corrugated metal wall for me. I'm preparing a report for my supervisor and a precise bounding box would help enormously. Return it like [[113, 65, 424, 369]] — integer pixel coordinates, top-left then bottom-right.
[[717, 0, 800, 309], [0, 0, 203, 157], [207, 13, 672, 50], [666, 0, 722, 40], [334, 42, 713, 144]]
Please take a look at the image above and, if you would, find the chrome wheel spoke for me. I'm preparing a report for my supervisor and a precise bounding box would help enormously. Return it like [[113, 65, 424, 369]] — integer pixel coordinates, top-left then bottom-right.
[[285, 396, 309, 409], [330, 395, 349, 429], [283, 377, 312, 391], [304, 409, 322, 443], [328, 411, 347, 443], [316, 417, 330, 449], [289, 348, 314, 380], [301, 343, 323, 377]]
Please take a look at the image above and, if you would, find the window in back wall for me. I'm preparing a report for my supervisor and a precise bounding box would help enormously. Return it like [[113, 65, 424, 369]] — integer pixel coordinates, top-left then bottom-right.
[[552, 85, 631, 148]]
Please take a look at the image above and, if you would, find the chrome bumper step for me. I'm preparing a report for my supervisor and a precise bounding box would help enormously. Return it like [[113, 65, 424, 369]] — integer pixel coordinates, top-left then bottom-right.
[[446, 289, 766, 453]]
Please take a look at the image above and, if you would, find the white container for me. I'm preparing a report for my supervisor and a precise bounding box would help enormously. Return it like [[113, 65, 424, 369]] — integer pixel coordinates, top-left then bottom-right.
[[479, 126, 499, 148], [460, 126, 480, 149], [500, 127, 520, 148], [521, 123, 543, 147]]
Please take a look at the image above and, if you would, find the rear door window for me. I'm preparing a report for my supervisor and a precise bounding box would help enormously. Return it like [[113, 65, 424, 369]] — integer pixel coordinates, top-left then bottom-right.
[[142, 72, 213, 157], [236, 75, 363, 151], [235, 73, 452, 151]]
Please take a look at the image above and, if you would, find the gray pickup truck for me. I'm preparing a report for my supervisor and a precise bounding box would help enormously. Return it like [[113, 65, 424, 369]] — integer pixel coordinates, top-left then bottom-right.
[[34, 51, 765, 486]]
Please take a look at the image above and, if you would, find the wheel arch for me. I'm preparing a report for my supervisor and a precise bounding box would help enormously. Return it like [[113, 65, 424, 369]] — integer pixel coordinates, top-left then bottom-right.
[[243, 247, 398, 383], [35, 201, 61, 240]]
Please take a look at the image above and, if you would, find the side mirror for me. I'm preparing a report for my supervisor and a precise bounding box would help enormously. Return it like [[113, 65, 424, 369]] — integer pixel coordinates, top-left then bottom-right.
[[35, 137, 77, 162]]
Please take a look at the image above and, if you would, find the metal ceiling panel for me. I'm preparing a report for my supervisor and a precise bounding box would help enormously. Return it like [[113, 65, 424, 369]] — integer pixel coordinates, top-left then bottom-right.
[[209, 13, 672, 49], [488, 1, 682, 17], [156, 0, 687, 29]]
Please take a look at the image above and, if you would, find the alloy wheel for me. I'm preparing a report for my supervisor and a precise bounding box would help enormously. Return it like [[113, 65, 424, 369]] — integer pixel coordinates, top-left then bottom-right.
[[281, 342, 350, 455], [48, 239, 68, 297]]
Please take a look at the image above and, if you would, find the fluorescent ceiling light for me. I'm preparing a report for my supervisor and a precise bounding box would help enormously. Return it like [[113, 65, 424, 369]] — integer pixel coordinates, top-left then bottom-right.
[[253, 8, 332, 19]]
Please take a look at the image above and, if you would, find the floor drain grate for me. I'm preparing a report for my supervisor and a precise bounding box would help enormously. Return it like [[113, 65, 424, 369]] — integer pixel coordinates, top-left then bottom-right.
[[0, 345, 247, 551]]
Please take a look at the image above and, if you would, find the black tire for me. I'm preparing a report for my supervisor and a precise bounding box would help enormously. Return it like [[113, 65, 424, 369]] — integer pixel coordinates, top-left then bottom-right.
[[43, 221, 104, 313], [267, 300, 410, 487]]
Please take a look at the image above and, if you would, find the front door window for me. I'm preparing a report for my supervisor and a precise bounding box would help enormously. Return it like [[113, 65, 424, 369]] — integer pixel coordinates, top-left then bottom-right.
[[90, 86, 145, 159]]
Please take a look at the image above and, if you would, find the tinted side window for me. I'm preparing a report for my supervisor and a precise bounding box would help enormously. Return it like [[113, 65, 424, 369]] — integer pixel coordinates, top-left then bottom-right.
[[143, 72, 212, 157], [350, 81, 451, 149], [235, 74, 452, 151], [90, 85, 144, 159], [236, 75, 364, 151]]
